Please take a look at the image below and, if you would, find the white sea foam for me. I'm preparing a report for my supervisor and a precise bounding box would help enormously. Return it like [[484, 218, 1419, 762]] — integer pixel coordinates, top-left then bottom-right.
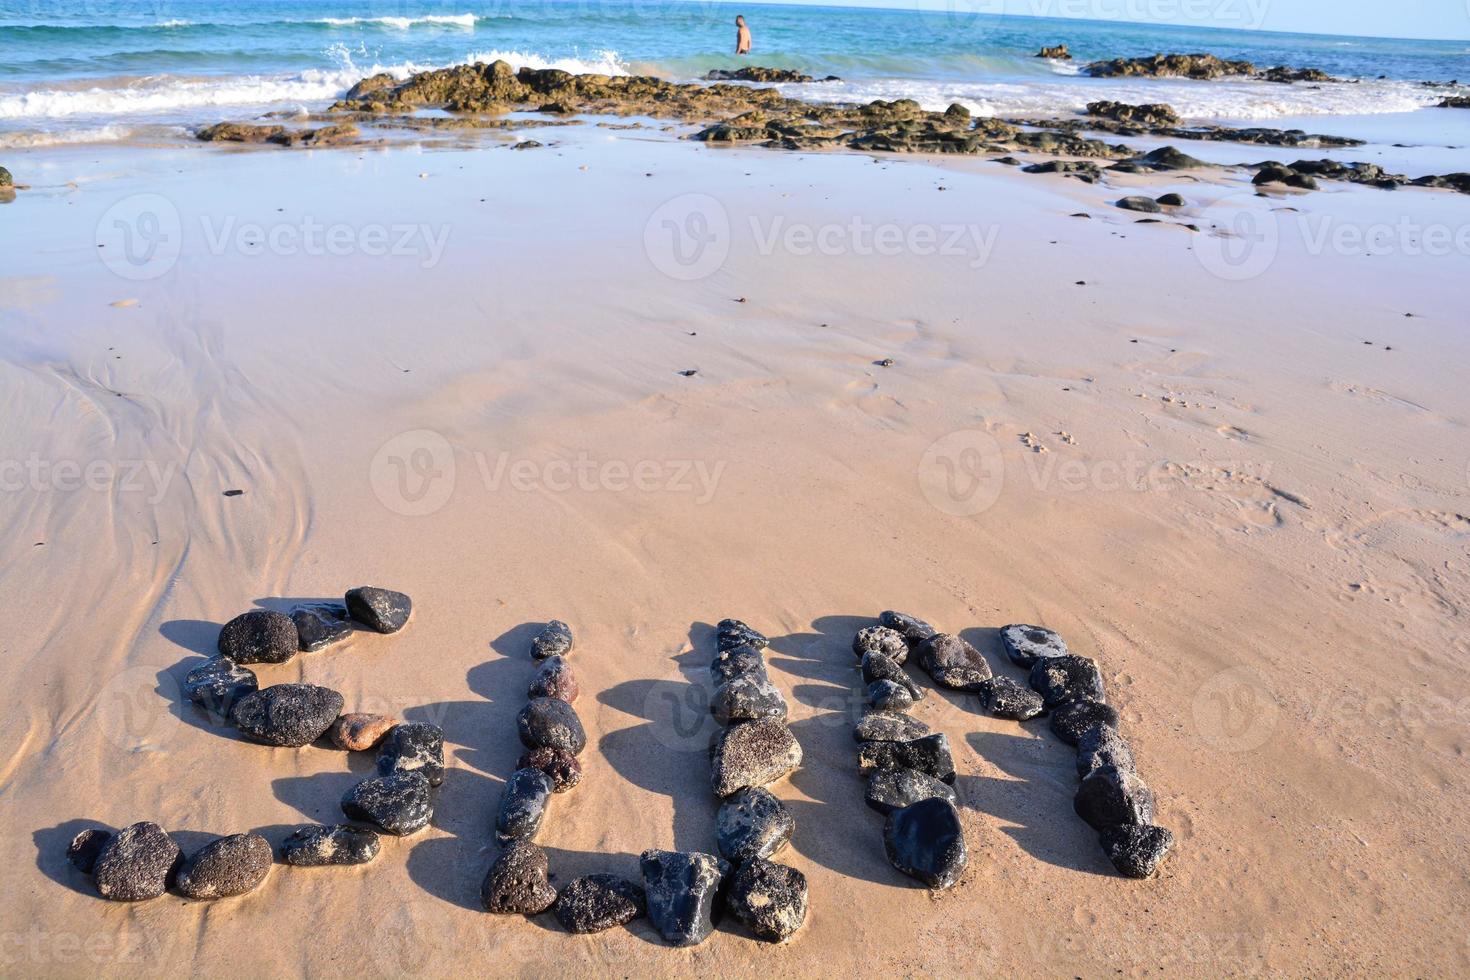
[[315, 14, 478, 29], [463, 49, 629, 76]]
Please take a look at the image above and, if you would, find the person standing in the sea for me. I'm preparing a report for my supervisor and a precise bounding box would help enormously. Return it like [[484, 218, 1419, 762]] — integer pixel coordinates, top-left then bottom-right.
[[735, 15, 751, 55]]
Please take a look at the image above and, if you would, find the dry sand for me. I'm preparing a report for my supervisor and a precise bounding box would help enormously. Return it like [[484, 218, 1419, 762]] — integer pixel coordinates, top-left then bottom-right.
[[1, 127, 1468, 976]]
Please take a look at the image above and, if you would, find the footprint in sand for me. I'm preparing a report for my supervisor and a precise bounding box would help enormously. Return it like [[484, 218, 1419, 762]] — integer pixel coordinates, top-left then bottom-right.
[[1216, 424, 1249, 440], [1056, 431, 1077, 445], [1019, 432, 1047, 453]]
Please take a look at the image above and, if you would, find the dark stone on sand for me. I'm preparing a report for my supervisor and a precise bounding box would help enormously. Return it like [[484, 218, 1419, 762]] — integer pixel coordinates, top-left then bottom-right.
[[531, 619, 574, 659], [1156, 192, 1186, 206], [290, 602, 353, 652], [377, 722, 445, 786], [858, 733, 956, 784], [1117, 195, 1163, 213], [554, 874, 647, 933], [517, 697, 587, 754], [866, 679, 916, 711], [861, 651, 922, 698], [496, 767, 554, 844], [854, 710, 930, 743], [341, 770, 433, 835], [883, 797, 967, 889], [1000, 624, 1068, 667], [1075, 765, 1156, 830], [726, 859, 808, 942], [716, 787, 794, 865], [713, 668, 788, 725], [481, 839, 557, 914], [640, 849, 728, 946], [1100, 823, 1175, 878], [916, 633, 992, 691], [865, 767, 957, 815], [1050, 699, 1120, 745], [1120, 146, 1206, 171], [1077, 723, 1136, 778], [1022, 159, 1102, 180], [344, 586, 411, 633], [711, 719, 802, 797], [1253, 163, 1319, 189], [528, 654, 579, 702], [176, 833, 271, 899], [280, 824, 380, 866], [217, 610, 298, 664], [93, 822, 181, 902], [852, 625, 908, 662], [1086, 100, 1179, 125], [183, 656, 258, 715], [879, 610, 937, 647], [711, 642, 766, 684], [67, 828, 111, 874], [985, 676, 1045, 720], [512, 139, 543, 149], [230, 683, 343, 747], [1029, 654, 1105, 708], [517, 745, 583, 792], [716, 617, 768, 652]]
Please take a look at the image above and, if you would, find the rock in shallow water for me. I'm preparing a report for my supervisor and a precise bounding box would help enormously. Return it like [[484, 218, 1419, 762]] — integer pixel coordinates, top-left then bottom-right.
[[1099, 823, 1174, 878], [93, 822, 181, 902], [866, 679, 916, 712], [985, 676, 1044, 720], [528, 655, 579, 703], [711, 719, 802, 797], [853, 625, 909, 662], [1000, 623, 1069, 667], [176, 833, 272, 899], [183, 656, 258, 716], [879, 610, 937, 647], [640, 849, 728, 946], [916, 633, 992, 691], [280, 824, 380, 866], [344, 586, 411, 633], [1029, 654, 1105, 708], [481, 839, 557, 914], [858, 733, 956, 784], [716, 787, 794, 865], [330, 712, 396, 752], [726, 859, 808, 942], [1050, 699, 1120, 745], [883, 797, 967, 889], [377, 722, 445, 786], [341, 770, 433, 835], [554, 874, 647, 933], [531, 619, 574, 659], [716, 617, 768, 652], [67, 828, 111, 874], [865, 767, 957, 815], [516, 746, 582, 792], [1074, 765, 1155, 831], [218, 610, 298, 665], [854, 711, 930, 743], [290, 602, 353, 652], [516, 697, 586, 754], [230, 683, 343, 747], [496, 767, 554, 843], [1076, 723, 1135, 778]]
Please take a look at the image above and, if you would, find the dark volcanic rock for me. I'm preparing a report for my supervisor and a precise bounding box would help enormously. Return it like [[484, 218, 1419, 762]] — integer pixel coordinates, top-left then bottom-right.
[[1117, 195, 1163, 213], [1084, 53, 1255, 80], [554, 874, 647, 933], [93, 822, 181, 902], [496, 767, 554, 844], [280, 824, 380, 866], [716, 617, 768, 652], [516, 746, 583, 792], [854, 710, 930, 743], [1253, 163, 1319, 189], [1022, 159, 1102, 180], [861, 651, 922, 696], [1117, 146, 1206, 171], [0, 166, 11, 187], [531, 619, 574, 659], [640, 850, 728, 946], [916, 633, 992, 691], [1036, 44, 1071, 59], [183, 656, 259, 716], [1077, 723, 1136, 778], [344, 586, 411, 633], [865, 767, 957, 815], [852, 625, 909, 662], [716, 787, 794, 865], [711, 719, 802, 797], [712, 668, 789, 725], [217, 610, 298, 664], [1075, 765, 1156, 830], [176, 833, 271, 899], [1156, 192, 1186, 206], [230, 683, 343, 746], [711, 642, 767, 684], [1029, 654, 1105, 707], [1086, 100, 1179, 126], [1440, 96, 1470, 108], [858, 733, 956, 784], [866, 679, 916, 712], [1051, 699, 1120, 745], [290, 602, 353, 652], [1100, 823, 1175, 878], [879, 610, 937, 647], [481, 839, 557, 914], [1000, 624, 1069, 667], [726, 859, 808, 942], [883, 797, 967, 889], [516, 697, 587, 754], [528, 654, 579, 702], [330, 712, 396, 751], [705, 67, 819, 83], [67, 828, 112, 874], [985, 676, 1045, 720], [341, 770, 433, 835], [1258, 65, 1336, 83], [377, 722, 445, 786]]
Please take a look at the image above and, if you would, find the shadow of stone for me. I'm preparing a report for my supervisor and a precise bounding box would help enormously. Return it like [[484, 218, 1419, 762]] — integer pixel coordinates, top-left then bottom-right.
[[32, 818, 113, 896]]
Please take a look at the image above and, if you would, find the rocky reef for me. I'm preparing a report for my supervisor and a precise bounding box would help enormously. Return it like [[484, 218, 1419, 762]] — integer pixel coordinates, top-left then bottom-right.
[[705, 67, 839, 83], [1084, 53, 1338, 83]]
